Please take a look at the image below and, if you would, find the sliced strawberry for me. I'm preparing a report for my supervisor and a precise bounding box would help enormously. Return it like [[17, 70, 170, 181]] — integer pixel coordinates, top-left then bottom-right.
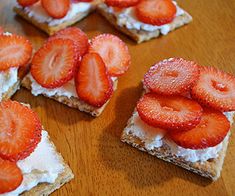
[[48, 27, 89, 57], [31, 39, 77, 88], [136, 0, 176, 26], [0, 26, 3, 34], [17, 0, 39, 7], [72, 0, 93, 2], [191, 66, 235, 112], [0, 34, 32, 71], [144, 58, 200, 95], [75, 53, 113, 107], [137, 93, 203, 131], [168, 108, 230, 149], [0, 158, 23, 194], [105, 0, 140, 8], [0, 101, 42, 162], [89, 34, 131, 76], [41, 0, 70, 19]]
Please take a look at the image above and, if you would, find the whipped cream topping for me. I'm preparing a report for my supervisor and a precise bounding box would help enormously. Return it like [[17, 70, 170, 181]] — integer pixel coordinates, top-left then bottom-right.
[[28, 73, 117, 101], [18, 1, 92, 26], [29, 74, 78, 98], [2, 131, 65, 196], [0, 67, 18, 101], [125, 111, 234, 162], [100, 1, 185, 33]]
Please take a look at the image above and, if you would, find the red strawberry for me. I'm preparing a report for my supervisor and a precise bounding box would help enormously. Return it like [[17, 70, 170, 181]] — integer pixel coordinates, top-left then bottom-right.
[[105, 0, 140, 8], [0, 26, 3, 34], [31, 39, 77, 88], [41, 0, 70, 19], [168, 108, 230, 149], [191, 66, 235, 112], [89, 34, 131, 76], [17, 0, 39, 7], [143, 58, 200, 95], [137, 93, 203, 131], [72, 0, 93, 2], [0, 34, 32, 71], [0, 158, 23, 194], [0, 101, 42, 162], [75, 53, 113, 107], [136, 0, 176, 26], [48, 27, 89, 57]]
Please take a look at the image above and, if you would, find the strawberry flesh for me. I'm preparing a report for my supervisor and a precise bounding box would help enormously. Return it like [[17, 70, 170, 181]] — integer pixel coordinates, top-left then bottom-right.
[[144, 58, 199, 95], [75, 53, 113, 107], [41, 0, 70, 19], [0, 101, 42, 162], [105, 0, 140, 8], [17, 0, 39, 7], [48, 27, 89, 58], [0, 34, 32, 71], [89, 34, 131, 76], [168, 108, 230, 149], [191, 66, 235, 111], [136, 0, 176, 26], [0, 158, 23, 194], [137, 93, 203, 131], [31, 38, 77, 88]]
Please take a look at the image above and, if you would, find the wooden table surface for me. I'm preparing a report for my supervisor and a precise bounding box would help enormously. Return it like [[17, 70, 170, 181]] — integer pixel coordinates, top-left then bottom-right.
[[1, 0, 235, 195]]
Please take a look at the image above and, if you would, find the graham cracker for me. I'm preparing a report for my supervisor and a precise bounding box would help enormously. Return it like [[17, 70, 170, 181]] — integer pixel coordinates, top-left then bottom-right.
[[121, 110, 234, 181], [97, 3, 192, 43], [21, 74, 118, 117], [13, 3, 97, 35]]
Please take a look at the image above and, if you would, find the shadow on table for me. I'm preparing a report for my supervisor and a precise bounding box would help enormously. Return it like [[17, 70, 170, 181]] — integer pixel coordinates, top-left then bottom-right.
[[98, 86, 212, 189]]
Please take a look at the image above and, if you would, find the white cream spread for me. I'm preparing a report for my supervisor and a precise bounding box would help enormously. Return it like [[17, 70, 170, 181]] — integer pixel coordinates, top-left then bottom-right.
[[125, 111, 234, 162], [2, 131, 65, 196], [29, 74, 78, 98], [28, 73, 117, 100], [18, 1, 92, 26], [0, 67, 18, 101], [100, 1, 185, 34]]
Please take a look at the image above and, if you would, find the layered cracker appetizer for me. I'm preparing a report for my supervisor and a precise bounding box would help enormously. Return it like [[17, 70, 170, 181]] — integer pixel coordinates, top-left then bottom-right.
[[98, 0, 192, 43], [122, 58, 235, 180], [0, 101, 73, 195], [22, 27, 131, 116], [14, 0, 98, 35]]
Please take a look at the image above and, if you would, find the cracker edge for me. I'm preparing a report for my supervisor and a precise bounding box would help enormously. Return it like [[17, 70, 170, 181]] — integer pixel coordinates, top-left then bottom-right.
[[21, 74, 118, 117], [121, 110, 234, 181], [13, 4, 96, 35], [97, 4, 192, 43]]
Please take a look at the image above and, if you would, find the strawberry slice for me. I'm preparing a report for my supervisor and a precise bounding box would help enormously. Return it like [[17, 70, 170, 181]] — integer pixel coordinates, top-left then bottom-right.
[[191, 66, 235, 112], [105, 0, 140, 8], [41, 0, 70, 19], [168, 108, 230, 149], [0, 158, 23, 194], [89, 34, 131, 76], [75, 53, 113, 107], [31, 39, 77, 88], [137, 93, 203, 131], [72, 0, 93, 2], [143, 58, 199, 95], [136, 0, 176, 26], [0, 34, 32, 71], [0, 101, 42, 162], [17, 0, 39, 7], [48, 27, 89, 57]]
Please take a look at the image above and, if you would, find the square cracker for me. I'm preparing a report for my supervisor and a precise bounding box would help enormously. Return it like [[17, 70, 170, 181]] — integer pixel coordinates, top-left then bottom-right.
[[97, 3, 192, 43], [21, 74, 118, 117], [13, 2, 97, 35], [121, 110, 234, 181]]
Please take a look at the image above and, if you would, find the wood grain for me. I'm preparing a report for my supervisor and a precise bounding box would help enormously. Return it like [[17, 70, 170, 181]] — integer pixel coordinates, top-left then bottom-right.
[[1, 0, 235, 195]]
